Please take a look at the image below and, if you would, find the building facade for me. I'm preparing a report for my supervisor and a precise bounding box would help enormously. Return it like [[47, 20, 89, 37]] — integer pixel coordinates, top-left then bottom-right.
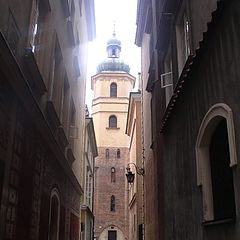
[[125, 92, 144, 240], [0, 0, 95, 239], [136, 0, 240, 239], [81, 114, 98, 240], [92, 32, 135, 240]]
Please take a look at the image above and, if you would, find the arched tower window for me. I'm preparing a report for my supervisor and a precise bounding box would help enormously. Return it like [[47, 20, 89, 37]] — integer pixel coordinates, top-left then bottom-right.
[[196, 103, 237, 222], [105, 149, 110, 158], [49, 189, 60, 240], [109, 115, 117, 128], [117, 149, 120, 158], [112, 48, 116, 57], [110, 83, 117, 97], [110, 195, 115, 212], [111, 167, 116, 183]]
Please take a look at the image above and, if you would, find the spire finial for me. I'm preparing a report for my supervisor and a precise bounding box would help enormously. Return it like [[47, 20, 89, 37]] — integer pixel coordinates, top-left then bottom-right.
[[113, 22, 116, 37]]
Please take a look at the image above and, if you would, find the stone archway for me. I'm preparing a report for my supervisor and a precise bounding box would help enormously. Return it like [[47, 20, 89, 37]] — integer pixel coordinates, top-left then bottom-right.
[[99, 226, 125, 240]]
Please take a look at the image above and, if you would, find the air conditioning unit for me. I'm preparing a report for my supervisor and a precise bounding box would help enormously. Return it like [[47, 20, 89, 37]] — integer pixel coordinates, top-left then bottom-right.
[[69, 125, 79, 139], [160, 72, 173, 88]]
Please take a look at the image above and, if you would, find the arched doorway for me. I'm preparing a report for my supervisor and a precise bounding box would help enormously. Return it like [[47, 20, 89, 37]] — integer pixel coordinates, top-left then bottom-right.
[[48, 189, 60, 240]]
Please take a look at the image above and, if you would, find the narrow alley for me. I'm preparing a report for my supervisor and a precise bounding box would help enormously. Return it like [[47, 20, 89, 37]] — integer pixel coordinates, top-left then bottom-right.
[[0, 0, 240, 240]]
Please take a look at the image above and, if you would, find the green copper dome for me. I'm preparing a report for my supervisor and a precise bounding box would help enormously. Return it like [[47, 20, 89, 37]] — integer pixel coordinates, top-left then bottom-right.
[[97, 32, 130, 73], [97, 58, 130, 73]]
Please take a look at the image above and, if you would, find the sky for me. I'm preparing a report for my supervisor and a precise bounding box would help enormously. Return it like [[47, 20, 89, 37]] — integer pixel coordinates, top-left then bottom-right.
[[86, 0, 141, 110]]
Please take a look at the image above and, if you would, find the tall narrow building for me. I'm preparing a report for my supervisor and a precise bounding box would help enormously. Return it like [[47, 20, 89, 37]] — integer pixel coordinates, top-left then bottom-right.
[[92, 32, 135, 240]]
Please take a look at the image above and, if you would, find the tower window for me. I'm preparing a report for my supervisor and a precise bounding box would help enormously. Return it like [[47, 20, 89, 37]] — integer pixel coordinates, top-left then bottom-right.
[[106, 149, 109, 158], [111, 167, 116, 183], [109, 115, 117, 128], [110, 83, 117, 97], [112, 48, 116, 57], [117, 149, 120, 158], [110, 195, 115, 212]]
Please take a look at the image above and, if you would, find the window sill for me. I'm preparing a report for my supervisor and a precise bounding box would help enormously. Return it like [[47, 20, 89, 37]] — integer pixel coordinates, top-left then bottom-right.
[[106, 127, 120, 130], [202, 217, 235, 227]]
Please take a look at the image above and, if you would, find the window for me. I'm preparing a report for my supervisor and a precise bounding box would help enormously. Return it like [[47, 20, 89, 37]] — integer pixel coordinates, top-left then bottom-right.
[[74, 56, 81, 78], [79, 0, 82, 16], [70, 0, 75, 27], [105, 149, 110, 158], [29, 0, 50, 55], [110, 195, 115, 212], [29, 0, 39, 51], [60, 74, 70, 131], [49, 189, 60, 240], [138, 224, 144, 240], [176, 7, 191, 75], [117, 149, 120, 158], [69, 99, 76, 150], [7, 11, 20, 55], [112, 49, 116, 57], [109, 115, 117, 128], [85, 169, 93, 207], [110, 83, 117, 97], [50, 38, 63, 116], [161, 46, 173, 106], [196, 103, 237, 223], [111, 167, 116, 183]]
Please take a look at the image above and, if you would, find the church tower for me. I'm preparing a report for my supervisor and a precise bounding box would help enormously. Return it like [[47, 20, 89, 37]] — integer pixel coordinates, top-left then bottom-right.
[[91, 32, 135, 240]]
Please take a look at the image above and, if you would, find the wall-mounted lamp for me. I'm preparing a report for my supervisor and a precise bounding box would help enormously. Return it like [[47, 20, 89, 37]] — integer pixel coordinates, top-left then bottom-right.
[[126, 163, 144, 184]]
